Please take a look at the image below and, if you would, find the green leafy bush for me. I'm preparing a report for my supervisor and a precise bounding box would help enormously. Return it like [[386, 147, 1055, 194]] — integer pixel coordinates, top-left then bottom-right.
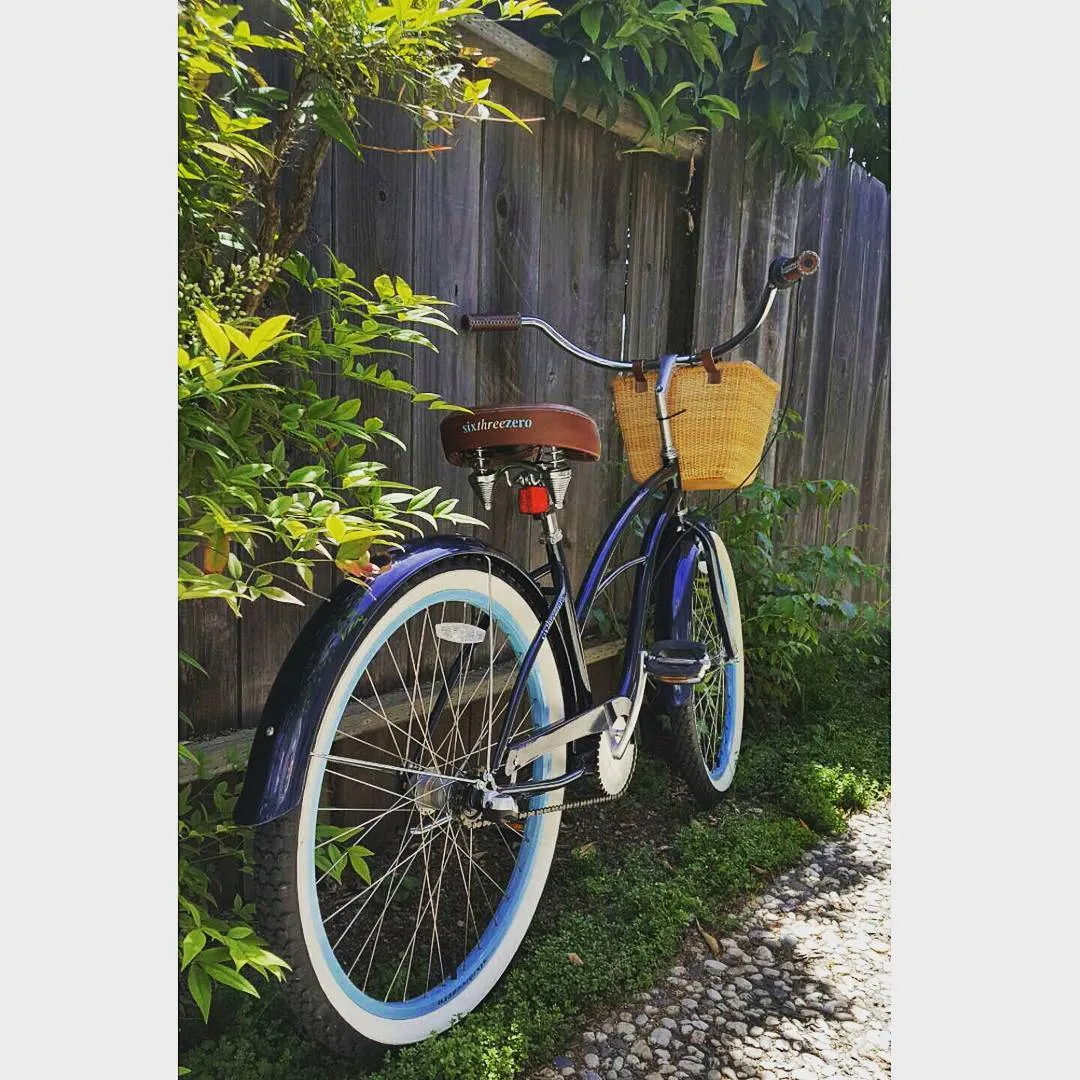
[[704, 462, 889, 718], [179, 770, 290, 1026], [177, 0, 560, 1040], [527, 0, 890, 181]]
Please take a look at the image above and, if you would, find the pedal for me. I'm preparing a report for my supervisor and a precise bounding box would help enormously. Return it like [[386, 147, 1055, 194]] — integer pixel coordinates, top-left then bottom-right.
[[645, 640, 711, 684]]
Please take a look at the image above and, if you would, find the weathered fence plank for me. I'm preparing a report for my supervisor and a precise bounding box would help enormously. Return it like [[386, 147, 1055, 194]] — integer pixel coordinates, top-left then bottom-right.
[[536, 110, 630, 587], [179, 600, 240, 738], [410, 123, 484, 533], [693, 125, 747, 348], [475, 77, 547, 566]]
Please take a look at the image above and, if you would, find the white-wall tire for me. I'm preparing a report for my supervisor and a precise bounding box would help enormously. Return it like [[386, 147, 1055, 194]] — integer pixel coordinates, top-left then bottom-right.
[[253, 559, 566, 1054]]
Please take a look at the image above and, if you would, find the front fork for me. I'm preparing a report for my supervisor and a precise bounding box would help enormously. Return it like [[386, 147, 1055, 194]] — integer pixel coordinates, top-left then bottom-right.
[[651, 514, 737, 711]]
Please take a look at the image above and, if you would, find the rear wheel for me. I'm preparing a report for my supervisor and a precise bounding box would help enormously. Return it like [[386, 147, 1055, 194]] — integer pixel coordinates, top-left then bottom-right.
[[254, 558, 566, 1054], [667, 530, 745, 807]]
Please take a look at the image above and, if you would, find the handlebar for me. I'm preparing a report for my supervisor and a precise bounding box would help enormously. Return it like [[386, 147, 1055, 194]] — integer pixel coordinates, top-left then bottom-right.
[[463, 250, 819, 373], [460, 313, 522, 332]]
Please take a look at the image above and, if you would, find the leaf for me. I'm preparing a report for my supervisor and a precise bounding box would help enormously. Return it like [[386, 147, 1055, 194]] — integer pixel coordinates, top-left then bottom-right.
[[222, 324, 254, 358], [749, 45, 769, 73], [325, 514, 347, 543], [187, 965, 212, 1023], [701, 6, 738, 35], [181, 929, 207, 970], [205, 963, 260, 997], [408, 486, 439, 511], [567, 951, 584, 966], [287, 466, 324, 486], [628, 90, 661, 137], [701, 94, 740, 120], [195, 310, 230, 360], [695, 918, 720, 956], [348, 847, 372, 883], [260, 587, 305, 606], [178, 650, 208, 677], [247, 314, 293, 357], [580, 5, 602, 43], [829, 102, 864, 123], [792, 30, 817, 54], [313, 89, 359, 157]]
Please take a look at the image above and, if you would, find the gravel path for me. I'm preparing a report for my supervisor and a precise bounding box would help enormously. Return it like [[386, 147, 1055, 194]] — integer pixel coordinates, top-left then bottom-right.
[[523, 800, 891, 1080]]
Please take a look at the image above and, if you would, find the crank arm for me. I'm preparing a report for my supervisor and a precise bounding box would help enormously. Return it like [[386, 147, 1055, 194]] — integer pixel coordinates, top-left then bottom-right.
[[503, 696, 631, 774], [608, 651, 647, 760]]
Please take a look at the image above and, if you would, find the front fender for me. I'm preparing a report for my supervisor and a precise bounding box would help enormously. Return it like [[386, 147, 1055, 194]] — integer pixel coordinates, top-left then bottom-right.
[[234, 536, 564, 826]]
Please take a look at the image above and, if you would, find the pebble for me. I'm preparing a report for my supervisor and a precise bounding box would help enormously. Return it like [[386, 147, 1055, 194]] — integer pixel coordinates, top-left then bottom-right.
[[524, 801, 891, 1080]]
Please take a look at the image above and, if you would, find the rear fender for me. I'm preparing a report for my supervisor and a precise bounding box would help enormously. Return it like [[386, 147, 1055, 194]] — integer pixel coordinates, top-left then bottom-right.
[[234, 536, 570, 826]]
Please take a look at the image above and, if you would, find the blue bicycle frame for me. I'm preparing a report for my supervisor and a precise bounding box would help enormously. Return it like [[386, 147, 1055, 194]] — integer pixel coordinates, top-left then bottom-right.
[[485, 457, 736, 800], [237, 251, 819, 825]]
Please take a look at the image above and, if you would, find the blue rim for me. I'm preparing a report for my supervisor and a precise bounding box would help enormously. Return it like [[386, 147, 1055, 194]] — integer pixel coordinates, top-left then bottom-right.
[[305, 585, 553, 1020], [701, 559, 741, 781]]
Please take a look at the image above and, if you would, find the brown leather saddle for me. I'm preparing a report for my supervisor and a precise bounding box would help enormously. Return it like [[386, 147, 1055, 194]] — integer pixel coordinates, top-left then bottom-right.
[[439, 403, 600, 465]]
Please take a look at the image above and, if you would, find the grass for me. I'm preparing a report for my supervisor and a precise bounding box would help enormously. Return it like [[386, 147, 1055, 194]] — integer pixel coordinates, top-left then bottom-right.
[[182, 631, 889, 1080]]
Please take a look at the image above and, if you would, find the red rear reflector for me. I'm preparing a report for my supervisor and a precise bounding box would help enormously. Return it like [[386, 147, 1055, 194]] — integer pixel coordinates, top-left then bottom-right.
[[517, 484, 550, 515]]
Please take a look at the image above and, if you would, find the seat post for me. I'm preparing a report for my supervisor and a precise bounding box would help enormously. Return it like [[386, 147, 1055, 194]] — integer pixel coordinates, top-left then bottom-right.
[[537, 505, 592, 700]]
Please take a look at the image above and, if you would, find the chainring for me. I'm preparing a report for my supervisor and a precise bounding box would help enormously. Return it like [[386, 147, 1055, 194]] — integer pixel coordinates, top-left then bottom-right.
[[596, 724, 637, 797]]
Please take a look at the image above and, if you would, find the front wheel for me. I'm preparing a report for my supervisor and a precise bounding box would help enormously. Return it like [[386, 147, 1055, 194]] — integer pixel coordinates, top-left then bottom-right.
[[253, 557, 566, 1056], [668, 530, 745, 807]]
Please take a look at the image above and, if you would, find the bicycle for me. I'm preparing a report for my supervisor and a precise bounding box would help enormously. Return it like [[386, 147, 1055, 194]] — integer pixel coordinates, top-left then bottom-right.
[[235, 250, 820, 1056]]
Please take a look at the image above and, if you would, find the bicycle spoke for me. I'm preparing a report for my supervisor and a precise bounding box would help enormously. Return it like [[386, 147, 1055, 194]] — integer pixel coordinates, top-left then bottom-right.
[[306, 582, 558, 1013]]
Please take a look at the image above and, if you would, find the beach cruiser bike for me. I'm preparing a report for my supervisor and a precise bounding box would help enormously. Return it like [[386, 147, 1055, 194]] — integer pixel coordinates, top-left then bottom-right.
[[235, 251, 821, 1055]]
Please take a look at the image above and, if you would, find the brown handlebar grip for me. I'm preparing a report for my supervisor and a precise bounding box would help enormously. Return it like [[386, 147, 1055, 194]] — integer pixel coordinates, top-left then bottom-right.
[[769, 250, 821, 289], [461, 313, 522, 332]]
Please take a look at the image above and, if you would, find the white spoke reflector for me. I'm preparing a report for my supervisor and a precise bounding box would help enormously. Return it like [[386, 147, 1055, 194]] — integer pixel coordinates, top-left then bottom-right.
[[435, 622, 487, 645]]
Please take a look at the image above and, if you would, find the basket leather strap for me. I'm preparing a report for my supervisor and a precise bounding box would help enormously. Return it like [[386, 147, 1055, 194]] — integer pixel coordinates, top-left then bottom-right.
[[699, 348, 723, 385], [631, 357, 648, 393]]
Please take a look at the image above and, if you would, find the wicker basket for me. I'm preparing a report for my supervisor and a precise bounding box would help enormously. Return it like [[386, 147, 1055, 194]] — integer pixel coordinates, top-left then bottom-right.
[[611, 362, 780, 490]]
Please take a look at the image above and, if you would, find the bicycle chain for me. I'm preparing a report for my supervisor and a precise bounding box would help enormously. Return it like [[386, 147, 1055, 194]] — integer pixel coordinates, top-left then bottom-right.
[[520, 739, 636, 816], [521, 789, 626, 816]]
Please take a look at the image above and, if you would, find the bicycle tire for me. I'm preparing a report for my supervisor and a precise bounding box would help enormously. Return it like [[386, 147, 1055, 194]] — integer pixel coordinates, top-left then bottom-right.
[[253, 555, 567, 1053], [665, 529, 745, 807]]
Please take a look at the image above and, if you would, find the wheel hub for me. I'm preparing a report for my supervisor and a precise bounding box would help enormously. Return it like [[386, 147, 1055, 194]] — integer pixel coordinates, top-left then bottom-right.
[[407, 774, 455, 818]]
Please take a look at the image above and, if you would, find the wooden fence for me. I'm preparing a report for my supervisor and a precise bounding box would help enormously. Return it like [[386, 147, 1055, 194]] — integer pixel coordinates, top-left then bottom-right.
[[179, 21, 890, 747]]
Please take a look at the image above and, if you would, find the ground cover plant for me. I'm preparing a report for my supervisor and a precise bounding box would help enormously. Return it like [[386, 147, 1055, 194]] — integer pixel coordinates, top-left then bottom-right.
[[182, 626, 889, 1080]]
